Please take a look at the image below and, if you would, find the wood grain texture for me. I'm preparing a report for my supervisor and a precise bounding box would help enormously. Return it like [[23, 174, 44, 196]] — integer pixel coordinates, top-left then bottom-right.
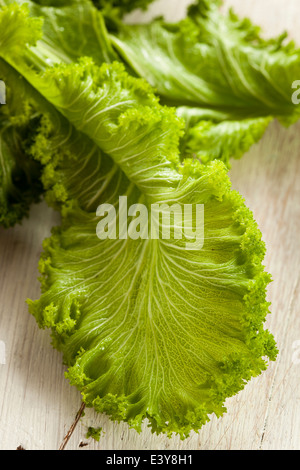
[[0, 0, 300, 451]]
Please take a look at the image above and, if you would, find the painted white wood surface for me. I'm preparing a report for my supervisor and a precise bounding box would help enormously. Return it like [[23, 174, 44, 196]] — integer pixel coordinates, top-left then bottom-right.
[[0, 0, 300, 451]]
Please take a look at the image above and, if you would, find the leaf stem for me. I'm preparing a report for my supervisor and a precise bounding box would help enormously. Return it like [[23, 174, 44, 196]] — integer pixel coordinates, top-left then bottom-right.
[[59, 401, 86, 450]]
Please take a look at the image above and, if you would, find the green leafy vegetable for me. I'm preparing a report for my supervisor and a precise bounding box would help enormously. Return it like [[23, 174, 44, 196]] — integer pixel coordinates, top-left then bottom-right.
[[0, 0, 116, 226], [0, 3, 44, 227], [0, 90, 43, 227], [0, 3, 278, 438], [27, 0, 156, 18], [110, 0, 300, 164], [86, 426, 103, 442], [180, 117, 273, 166], [0, 0, 117, 65], [93, 0, 155, 15]]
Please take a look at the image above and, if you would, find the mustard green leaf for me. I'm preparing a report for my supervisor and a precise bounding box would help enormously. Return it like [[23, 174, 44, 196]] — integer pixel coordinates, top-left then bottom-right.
[[111, 0, 300, 163], [18, 57, 276, 438]]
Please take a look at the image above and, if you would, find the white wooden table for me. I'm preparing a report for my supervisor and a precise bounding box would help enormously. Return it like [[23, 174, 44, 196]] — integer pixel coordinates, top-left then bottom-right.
[[0, 0, 300, 450]]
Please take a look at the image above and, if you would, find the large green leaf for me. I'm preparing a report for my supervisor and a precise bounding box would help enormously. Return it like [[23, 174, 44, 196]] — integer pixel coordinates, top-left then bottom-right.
[[0, 0, 117, 66], [111, 0, 300, 163], [0, 0, 116, 226]]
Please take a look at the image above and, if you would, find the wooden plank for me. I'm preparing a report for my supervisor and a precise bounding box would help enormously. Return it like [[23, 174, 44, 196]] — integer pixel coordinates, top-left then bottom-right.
[[0, 0, 299, 450]]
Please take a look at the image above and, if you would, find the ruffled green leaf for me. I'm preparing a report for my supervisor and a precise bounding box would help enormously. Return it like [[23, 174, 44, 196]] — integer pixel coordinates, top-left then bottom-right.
[[0, 0, 117, 66], [181, 117, 273, 166], [17, 57, 276, 437], [0, 2, 43, 53], [110, 0, 300, 163], [92, 0, 155, 17], [27, 0, 155, 16], [0, 60, 44, 227], [0, 0, 116, 225], [0, 116, 43, 227]]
